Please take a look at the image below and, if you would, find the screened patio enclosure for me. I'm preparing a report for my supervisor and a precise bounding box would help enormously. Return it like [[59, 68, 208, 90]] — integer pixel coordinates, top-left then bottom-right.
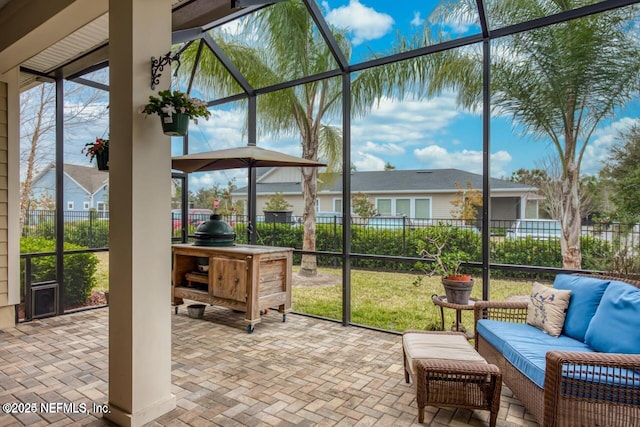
[[4, 0, 640, 424], [14, 0, 640, 321], [157, 0, 640, 305]]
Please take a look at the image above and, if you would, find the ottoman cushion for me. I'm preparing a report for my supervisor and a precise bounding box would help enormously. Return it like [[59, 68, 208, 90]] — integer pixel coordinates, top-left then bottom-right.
[[403, 333, 486, 376]]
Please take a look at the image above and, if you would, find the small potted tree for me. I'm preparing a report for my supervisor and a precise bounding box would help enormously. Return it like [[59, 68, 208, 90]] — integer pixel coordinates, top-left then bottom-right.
[[413, 224, 474, 304], [263, 193, 293, 224]]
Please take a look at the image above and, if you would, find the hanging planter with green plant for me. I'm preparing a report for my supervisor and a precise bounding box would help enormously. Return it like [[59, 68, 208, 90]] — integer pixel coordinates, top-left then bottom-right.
[[140, 89, 211, 136]]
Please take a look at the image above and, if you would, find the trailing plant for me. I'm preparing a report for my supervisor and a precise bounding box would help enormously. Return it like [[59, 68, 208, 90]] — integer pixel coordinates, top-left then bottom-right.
[[141, 90, 211, 123], [82, 137, 109, 163]]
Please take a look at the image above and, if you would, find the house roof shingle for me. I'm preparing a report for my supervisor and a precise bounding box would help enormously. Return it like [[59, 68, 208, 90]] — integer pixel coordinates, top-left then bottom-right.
[[236, 168, 535, 194], [63, 164, 109, 194]]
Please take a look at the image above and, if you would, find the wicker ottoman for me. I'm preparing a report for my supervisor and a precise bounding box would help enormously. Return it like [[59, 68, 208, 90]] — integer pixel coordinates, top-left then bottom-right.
[[402, 330, 502, 426]]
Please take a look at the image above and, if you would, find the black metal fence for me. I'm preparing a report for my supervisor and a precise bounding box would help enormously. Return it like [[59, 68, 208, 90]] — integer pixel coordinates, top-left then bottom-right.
[[22, 210, 640, 257], [22, 210, 110, 249]]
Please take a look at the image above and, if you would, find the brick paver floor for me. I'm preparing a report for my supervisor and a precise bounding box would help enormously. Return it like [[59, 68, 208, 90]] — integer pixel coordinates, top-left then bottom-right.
[[0, 306, 538, 426]]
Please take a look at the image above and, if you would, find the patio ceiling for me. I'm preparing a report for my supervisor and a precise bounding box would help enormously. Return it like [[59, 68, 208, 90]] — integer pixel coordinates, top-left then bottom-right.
[[5, 0, 639, 93], [0, 0, 267, 90]]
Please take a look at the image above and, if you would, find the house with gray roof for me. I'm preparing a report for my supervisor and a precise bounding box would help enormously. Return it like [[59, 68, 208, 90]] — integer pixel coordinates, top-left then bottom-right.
[[30, 163, 109, 217], [235, 167, 541, 221]]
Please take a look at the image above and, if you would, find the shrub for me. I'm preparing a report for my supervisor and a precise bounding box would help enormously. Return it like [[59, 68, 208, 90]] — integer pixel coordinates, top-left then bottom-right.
[[64, 219, 109, 248], [235, 222, 613, 276], [20, 237, 99, 307]]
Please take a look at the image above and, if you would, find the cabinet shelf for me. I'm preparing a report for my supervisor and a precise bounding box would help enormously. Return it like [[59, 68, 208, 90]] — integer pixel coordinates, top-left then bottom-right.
[[172, 244, 292, 333]]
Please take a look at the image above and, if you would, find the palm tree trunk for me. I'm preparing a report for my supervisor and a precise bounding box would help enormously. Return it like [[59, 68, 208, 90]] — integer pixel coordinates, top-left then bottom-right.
[[299, 166, 317, 276], [560, 161, 582, 269]]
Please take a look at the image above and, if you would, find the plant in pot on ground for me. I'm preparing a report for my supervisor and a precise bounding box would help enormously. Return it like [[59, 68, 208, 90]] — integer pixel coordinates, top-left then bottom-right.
[[412, 224, 474, 305], [263, 192, 294, 223]]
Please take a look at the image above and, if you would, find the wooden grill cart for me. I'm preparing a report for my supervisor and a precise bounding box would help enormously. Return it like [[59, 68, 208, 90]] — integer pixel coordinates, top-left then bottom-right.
[[172, 244, 292, 333]]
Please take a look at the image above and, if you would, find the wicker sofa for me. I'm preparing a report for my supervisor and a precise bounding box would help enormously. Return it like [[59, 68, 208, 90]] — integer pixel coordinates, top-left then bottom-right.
[[474, 274, 640, 427]]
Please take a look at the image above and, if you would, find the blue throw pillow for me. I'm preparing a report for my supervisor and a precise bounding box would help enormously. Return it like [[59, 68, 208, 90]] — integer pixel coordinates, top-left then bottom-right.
[[553, 274, 609, 342], [585, 281, 640, 354]]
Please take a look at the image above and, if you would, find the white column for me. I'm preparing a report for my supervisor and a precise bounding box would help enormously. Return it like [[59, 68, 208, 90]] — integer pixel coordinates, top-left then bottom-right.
[[106, 0, 175, 425]]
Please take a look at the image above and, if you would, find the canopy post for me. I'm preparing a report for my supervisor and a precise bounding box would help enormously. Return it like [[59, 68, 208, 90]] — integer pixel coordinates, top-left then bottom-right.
[[248, 165, 256, 244]]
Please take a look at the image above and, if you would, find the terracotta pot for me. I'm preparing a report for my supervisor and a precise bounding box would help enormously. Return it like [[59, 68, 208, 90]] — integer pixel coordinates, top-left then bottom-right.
[[445, 274, 472, 282], [442, 277, 474, 305]]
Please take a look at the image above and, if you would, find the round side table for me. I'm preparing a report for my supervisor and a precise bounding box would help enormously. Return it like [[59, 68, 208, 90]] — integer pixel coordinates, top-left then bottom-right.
[[431, 294, 480, 338]]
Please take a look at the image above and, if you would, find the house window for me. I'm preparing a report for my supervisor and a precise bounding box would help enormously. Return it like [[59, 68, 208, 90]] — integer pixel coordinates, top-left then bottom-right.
[[377, 199, 392, 216], [333, 198, 342, 213], [396, 199, 410, 216], [97, 202, 108, 219], [525, 199, 539, 219], [83, 202, 90, 210], [67, 201, 74, 210], [415, 199, 431, 219]]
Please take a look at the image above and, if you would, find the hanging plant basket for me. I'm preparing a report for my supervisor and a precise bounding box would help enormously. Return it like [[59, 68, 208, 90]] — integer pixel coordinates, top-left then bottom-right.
[[160, 112, 189, 136], [96, 149, 109, 171]]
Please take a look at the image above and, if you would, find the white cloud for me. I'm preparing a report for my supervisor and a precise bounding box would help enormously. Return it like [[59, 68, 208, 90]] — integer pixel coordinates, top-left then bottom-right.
[[445, 21, 474, 34], [323, 0, 394, 46], [188, 109, 246, 152], [413, 145, 513, 178], [582, 117, 638, 175], [410, 12, 424, 27], [361, 140, 405, 155], [189, 169, 248, 190], [353, 152, 386, 171], [350, 94, 462, 149]]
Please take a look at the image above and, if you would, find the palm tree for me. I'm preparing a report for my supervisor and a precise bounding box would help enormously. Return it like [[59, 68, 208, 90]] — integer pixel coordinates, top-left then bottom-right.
[[179, 0, 406, 275], [424, 1, 640, 269]]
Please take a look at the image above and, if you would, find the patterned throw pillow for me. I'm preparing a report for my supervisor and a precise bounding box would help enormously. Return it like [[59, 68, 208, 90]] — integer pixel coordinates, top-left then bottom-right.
[[526, 282, 572, 337]]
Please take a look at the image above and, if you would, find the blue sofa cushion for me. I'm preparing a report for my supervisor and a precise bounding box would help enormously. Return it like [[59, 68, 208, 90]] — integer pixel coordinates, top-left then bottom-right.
[[477, 319, 591, 387], [476, 319, 528, 353], [553, 274, 610, 342], [585, 281, 640, 354], [502, 338, 593, 388]]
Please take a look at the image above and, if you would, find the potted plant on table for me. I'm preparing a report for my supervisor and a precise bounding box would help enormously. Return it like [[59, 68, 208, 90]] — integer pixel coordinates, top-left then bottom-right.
[[82, 137, 109, 171], [413, 224, 474, 305], [140, 89, 211, 136]]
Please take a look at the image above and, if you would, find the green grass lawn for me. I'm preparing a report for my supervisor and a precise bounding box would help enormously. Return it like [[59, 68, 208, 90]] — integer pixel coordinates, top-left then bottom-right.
[[93, 254, 538, 334], [292, 267, 540, 334], [93, 252, 109, 292]]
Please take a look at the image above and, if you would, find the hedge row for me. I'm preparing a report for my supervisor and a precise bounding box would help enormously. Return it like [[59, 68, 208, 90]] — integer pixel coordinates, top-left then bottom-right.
[[21, 237, 99, 307], [236, 223, 613, 274], [22, 220, 109, 248]]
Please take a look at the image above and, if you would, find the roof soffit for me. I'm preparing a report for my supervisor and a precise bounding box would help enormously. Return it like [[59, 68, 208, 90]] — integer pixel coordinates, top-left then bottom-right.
[[11, 0, 242, 88], [0, 0, 108, 75]]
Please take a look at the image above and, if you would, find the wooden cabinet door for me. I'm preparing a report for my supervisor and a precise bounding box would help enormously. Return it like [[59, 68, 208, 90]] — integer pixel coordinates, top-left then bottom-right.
[[210, 258, 247, 302]]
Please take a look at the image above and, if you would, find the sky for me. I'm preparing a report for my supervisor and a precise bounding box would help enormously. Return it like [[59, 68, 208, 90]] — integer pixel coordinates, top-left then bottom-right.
[[32, 0, 640, 193]]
